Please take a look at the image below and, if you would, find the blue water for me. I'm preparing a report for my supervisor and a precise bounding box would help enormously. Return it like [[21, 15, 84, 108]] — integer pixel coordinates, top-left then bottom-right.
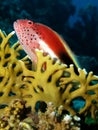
[[69, 0, 98, 26], [73, 0, 98, 8], [0, 0, 98, 73]]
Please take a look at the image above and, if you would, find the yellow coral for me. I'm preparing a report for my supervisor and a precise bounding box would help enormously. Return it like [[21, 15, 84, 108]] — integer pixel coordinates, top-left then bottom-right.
[[60, 66, 98, 117], [20, 53, 98, 118], [0, 29, 98, 120], [20, 51, 67, 109], [0, 30, 30, 114]]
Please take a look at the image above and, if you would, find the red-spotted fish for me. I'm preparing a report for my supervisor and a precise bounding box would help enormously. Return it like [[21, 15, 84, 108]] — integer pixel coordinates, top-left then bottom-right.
[[14, 19, 79, 68]]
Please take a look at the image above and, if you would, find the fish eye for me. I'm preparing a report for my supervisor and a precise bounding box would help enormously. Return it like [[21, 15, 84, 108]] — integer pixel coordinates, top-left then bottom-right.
[[28, 21, 32, 24]]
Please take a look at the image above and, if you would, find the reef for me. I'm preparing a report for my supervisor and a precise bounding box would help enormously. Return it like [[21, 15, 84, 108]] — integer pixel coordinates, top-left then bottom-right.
[[0, 30, 98, 129], [0, 99, 28, 129], [0, 99, 80, 130]]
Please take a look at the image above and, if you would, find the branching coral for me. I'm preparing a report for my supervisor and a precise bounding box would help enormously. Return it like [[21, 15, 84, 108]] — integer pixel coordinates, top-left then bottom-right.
[[60, 66, 98, 118], [0, 30, 23, 111], [0, 30, 31, 114], [19, 50, 98, 118], [20, 51, 67, 110], [0, 29, 98, 125]]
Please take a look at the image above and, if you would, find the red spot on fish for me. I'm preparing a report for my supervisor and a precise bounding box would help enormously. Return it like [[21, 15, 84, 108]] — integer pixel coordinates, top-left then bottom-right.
[[13, 19, 79, 69]]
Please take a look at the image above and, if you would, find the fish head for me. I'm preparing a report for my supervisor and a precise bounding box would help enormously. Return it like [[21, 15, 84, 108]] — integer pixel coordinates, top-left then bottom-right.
[[14, 19, 42, 64], [14, 19, 41, 49]]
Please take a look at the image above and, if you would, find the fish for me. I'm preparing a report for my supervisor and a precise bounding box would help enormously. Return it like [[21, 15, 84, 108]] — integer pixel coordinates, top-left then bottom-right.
[[13, 19, 79, 69]]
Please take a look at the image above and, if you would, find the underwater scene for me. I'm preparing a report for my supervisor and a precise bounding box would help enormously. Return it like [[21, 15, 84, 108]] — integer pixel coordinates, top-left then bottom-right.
[[0, 0, 98, 129]]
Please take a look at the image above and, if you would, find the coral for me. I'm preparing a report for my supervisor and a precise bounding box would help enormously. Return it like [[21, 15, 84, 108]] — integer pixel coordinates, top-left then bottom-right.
[[0, 99, 28, 130], [19, 102, 80, 130], [0, 29, 98, 126], [0, 30, 31, 114], [21, 58, 98, 118], [0, 30, 23, 113], [60, 66, 98, 118], [21, 50, 67, 110], [20, 55, 98, 120], [0, 100, 80, 130]]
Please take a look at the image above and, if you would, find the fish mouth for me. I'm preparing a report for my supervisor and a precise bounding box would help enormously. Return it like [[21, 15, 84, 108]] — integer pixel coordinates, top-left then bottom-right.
[[13, 20, 22, 27], [13, 20, 22, 35], [13, 20, 18, 29], [13, 20, 23, 31]]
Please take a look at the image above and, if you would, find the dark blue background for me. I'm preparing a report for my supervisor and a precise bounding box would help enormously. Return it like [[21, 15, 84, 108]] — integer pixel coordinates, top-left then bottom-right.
[[0, 0, 98, 74]]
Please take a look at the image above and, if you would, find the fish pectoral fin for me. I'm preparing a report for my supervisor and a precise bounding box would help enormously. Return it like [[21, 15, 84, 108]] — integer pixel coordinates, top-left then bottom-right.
[[28, 49, 38, 70]]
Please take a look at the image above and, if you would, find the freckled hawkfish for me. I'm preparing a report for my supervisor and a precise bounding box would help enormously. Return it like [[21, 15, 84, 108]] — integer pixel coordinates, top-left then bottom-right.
[[14, 19, 79, 68]]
